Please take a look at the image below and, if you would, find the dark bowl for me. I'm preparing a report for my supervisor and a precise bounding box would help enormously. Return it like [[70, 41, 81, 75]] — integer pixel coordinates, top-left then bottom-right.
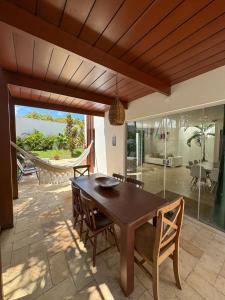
[[95, 176, 120, 189]]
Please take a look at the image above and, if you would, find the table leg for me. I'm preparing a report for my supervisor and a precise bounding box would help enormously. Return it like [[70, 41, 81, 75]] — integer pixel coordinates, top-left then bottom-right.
[[120, 224, 134, 296]]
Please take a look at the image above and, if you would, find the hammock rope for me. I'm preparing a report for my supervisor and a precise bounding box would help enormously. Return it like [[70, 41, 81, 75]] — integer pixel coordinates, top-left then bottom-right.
[[11, 140, 93, 184]]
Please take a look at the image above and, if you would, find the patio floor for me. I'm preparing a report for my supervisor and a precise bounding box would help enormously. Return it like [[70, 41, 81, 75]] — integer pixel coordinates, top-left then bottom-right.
[[1, 176, 225, 300]]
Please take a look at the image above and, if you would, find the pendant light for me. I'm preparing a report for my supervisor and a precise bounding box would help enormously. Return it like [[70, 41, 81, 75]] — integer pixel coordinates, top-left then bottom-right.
[[108, 74, 125, 125]]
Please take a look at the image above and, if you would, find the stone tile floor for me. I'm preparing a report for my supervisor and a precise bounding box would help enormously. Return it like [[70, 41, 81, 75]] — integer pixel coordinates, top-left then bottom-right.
[[1, 176, 225, 299]]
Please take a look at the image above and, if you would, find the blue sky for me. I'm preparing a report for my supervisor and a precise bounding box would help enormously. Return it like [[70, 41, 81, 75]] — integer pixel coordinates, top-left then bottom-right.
[[15, 105, 84, 120]]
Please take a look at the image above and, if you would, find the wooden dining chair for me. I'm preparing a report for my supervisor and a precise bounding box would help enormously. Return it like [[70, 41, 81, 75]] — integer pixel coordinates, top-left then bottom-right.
[[112, 173, 125, 182], [73, 164, 90, 178], [126, 177, 144, 189], [71, 184, 85, 239], [134, 197, 184, 300], [80, 192, 119, 266]]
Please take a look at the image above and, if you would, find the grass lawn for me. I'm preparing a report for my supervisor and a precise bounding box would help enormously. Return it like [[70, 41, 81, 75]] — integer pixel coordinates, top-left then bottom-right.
[[32, 148, 83, 160]]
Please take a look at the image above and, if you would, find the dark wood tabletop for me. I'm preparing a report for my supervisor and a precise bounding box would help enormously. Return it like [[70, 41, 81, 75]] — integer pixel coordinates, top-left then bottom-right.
[[71, 173, 169, 296], [71, 173, 168, 227]]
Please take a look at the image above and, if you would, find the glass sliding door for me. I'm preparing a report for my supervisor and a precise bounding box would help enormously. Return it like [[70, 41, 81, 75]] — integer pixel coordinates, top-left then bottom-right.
[[141, 117, 166, 195], [164, 110, 203, 219], [126, 121, 143, 181], [199, 105, 224, 229], [126, 104, 225, 232]]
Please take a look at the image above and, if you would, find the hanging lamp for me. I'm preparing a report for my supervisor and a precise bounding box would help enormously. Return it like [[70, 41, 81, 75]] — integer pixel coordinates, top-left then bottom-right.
[[108, 74, 125, 125]]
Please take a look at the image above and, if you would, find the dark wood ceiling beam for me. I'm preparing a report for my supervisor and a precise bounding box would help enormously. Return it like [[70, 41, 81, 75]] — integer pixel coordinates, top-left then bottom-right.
[[4, 70, 128, 108], [0, 1, 170, 95], [11, 97, 105, 117]]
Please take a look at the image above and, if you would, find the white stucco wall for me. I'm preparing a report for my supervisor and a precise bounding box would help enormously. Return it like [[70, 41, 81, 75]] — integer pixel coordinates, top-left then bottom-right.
[[104, 65, 225, 175], [16, 117, 66, 137], [94, 116, 107, 174]]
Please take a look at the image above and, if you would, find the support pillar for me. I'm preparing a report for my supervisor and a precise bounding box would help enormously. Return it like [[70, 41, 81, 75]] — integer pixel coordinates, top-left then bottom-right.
[[9, 102, 18, 199], [86, 115, 95, 173], [0, 68, 13, 229]]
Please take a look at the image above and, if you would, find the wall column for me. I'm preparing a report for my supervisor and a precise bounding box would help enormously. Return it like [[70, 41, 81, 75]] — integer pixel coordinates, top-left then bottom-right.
[[86, 115, 95, 173], [0, 69, 13, 228], [9, 101, 18, 199]]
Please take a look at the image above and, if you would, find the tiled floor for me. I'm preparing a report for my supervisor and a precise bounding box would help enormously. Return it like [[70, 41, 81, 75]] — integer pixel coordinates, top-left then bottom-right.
[[1, 176, 225, 300]]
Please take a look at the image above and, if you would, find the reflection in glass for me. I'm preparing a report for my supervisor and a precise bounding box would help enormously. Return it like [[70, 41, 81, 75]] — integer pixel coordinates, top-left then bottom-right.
[[126, 104, 225, 232]]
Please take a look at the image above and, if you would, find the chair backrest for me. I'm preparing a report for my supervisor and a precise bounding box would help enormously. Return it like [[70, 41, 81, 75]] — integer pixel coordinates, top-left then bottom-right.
[[188, 161, 193, 166], [126, 177, 144, 189], [112, 173, 125, 182], [73, 164, 90, 178], [209, 168, 219, 182], [153, 197, 184, 264], [17, 159, 24, 172], [194, 160, 199, 165], [190, 165, 207, 179], [71, 184, 82, 214], [80, 192, 97, 231]]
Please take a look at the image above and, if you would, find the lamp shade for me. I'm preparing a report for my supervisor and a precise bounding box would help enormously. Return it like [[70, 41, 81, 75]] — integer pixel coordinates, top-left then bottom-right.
[[108, 97, 125, 125]]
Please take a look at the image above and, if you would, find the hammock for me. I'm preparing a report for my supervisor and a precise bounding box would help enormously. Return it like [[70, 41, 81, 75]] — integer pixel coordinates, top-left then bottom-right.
[[11, 141, 93, 184]]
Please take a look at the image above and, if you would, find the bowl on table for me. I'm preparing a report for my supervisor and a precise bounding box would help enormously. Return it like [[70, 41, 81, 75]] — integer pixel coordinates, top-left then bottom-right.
[[95, 176, 120, 189]]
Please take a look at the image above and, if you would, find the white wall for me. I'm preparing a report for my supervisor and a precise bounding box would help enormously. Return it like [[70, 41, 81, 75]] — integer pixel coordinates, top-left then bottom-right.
[[94, 116, 107, 174], [104, 65, 225, 174], [104, 112, 126, 176], [16, 117, 66, 137]]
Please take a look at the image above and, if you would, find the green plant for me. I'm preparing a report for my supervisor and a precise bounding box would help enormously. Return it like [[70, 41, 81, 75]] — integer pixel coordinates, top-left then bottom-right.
[[65, 114, 78, 156], [185, 123, 215, 162]]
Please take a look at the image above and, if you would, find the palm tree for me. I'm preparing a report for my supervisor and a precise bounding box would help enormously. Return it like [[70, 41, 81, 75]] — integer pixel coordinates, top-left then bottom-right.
[[185, 123, 215, 162]]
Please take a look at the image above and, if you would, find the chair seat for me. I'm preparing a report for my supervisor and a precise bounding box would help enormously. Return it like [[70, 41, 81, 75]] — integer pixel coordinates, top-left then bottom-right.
[[94, 212, 113, 230], [135, 222, 155, 262]]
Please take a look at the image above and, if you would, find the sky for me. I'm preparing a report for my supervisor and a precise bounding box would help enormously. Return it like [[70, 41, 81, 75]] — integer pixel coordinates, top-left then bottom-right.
[[15, 105, 84, 120]]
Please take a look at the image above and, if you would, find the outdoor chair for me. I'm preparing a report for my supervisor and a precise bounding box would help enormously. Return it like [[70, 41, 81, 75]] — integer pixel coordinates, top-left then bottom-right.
[[80, 191, 119, 266], [194, 160, 199, 165], [190, 165, 207, 190], [209, 168, 219, 192], [73, 164, 90, 178], [112, 173, 125, 182], [126, 177, 144, 189], [72, 184, 85, 239], [17, 159, 39, 183], [134, 197, 185, 300]]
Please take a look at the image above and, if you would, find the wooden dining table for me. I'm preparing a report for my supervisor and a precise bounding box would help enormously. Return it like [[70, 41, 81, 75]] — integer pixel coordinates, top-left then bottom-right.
[[71, 173, 169, 296]]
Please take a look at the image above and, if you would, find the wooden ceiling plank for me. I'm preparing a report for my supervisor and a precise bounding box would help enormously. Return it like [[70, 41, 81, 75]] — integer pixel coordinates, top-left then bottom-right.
[[151, 28, 225, 75], [140, 1, 225, 71], [144, 13, 225, 71], [95, 0, 152, 52], [77, 67, 106, 89], [109, 0, 182, 58], [4, 70, 128, 108], [0, 23, 17, 72], [89, 72, 115, 91], [45, 47, 69, 82], [8, 0, 37, 14], [13, 32, 34, 75], [20, 86, 32, 99], [56, 55, 83, 85], [122, 0, 212, 64], [12, 97, 105, 116], [32, 39, 53, 80], [68, 61, 95, 88], [79, 0, 124, 45], [0, 1, 170, 95], [157, 39, 225, 78], [37, 0, 67, 26], [31, 88, 42, 100], [170, 50, 225, 81], [172, 58, 225, 85], [60, 0, 95, 36]]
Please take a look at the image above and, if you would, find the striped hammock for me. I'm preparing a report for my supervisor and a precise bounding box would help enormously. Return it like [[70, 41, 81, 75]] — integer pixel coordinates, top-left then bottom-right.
[[11, 141, 93, 184]]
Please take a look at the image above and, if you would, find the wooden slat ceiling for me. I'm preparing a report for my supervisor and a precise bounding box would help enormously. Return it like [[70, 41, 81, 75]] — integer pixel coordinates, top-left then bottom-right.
[[1, 0, 225, 114]]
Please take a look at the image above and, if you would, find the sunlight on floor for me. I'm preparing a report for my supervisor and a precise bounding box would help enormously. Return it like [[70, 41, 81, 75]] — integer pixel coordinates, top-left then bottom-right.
[[1, 176, 225, 299]]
